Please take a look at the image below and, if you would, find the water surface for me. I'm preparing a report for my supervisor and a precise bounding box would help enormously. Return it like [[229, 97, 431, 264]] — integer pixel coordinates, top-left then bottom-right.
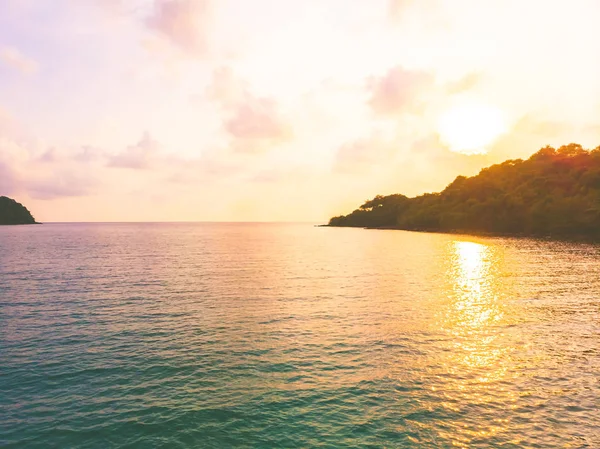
[[1, 223, 599, 447]]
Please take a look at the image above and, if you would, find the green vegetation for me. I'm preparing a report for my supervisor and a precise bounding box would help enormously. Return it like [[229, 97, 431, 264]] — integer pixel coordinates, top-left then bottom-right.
[[0, 196, 37, 225], [329, 143, 600, 239]]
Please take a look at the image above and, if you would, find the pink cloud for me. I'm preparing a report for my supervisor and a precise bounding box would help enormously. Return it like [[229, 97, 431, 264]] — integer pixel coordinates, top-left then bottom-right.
[[0, 45, 38, 74], [204, 67, 292, 152], [368, 66, 433, 116], [146, 0, 211, 55], [108, 132, 158, 169], [225, 96, 292, 152]]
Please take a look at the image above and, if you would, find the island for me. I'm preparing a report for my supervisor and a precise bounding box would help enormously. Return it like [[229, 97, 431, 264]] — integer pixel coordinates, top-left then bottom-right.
[[327, 143, 600, 240], [0, 196, 38, 225]]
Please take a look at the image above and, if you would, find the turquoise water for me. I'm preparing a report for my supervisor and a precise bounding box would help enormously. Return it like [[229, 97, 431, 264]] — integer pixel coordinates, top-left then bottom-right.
[[1, 223, 599, 448]]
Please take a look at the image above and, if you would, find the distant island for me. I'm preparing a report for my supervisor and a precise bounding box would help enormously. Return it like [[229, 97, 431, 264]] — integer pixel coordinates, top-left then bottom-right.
[[328, 143, 600, 240], [0, 196, 37, 225]]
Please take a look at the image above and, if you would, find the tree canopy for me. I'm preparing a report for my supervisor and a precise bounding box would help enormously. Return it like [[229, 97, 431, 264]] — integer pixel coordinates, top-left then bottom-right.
[[0, 196, 37, 225], [328, 143, 600, 239]]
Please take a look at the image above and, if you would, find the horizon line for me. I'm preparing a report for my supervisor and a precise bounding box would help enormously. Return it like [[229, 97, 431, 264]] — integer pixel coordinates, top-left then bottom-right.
[[36, 221, 323, 224]]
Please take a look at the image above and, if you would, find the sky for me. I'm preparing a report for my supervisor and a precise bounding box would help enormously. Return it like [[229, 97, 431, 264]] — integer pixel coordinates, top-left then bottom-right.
[[1, 0, 599, 222]]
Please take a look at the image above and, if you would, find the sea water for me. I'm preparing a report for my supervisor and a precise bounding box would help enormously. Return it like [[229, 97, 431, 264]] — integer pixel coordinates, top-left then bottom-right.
[[1, 223, 599, 448]]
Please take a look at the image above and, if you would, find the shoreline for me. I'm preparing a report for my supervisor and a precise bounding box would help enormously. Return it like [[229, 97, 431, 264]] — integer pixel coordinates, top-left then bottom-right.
[[321, 224, 600, 244], [0, 222, 41, 226]]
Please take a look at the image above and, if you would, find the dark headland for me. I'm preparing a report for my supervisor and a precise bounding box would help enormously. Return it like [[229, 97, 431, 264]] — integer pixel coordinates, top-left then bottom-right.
[[327, 143, 600, 241], [0, 196, 38, 225]]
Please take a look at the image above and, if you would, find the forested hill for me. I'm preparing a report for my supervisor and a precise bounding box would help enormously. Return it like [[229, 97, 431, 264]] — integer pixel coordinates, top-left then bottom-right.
[[328, 143, 600, 239], [0, 196, 37, 225]]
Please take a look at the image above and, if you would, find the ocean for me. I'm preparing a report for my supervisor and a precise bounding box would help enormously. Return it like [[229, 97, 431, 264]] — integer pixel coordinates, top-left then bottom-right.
[[1, 223, 599, 448]]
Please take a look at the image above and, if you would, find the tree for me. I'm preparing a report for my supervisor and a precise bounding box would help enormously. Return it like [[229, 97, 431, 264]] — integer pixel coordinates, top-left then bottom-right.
[[328, 143, 600, 240]]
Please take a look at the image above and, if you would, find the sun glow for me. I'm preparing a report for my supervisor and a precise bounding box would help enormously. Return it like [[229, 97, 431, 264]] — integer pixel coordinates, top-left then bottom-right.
[[438, 103, 507, 155]]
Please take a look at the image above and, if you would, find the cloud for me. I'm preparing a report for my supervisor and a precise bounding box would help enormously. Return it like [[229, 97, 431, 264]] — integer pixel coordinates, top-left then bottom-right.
[[203, 67, 292, 153], [0, 152, 98, 200], [334, 134, 395, 174], [73, 145, 103, 163], [0, 45, 38, 74], [225, 96, 291, 143], [368, 66, 434, 116], [107, 132, 158, 169], [37, 148, 57, 163], [1, 115, 98, 203], [25, 173, 97, 200], [145, 0, 211, 55], [37, 146, 102, 164]]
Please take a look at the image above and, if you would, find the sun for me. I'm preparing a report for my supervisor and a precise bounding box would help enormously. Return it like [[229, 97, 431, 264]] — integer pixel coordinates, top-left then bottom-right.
[[438, 103, 507, 155]]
